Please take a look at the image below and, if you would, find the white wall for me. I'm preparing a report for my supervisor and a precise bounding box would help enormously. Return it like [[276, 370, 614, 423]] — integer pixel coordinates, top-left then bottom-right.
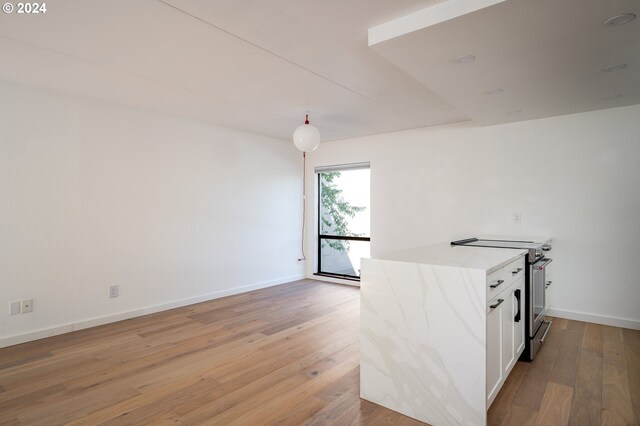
[[306, 105, 640, 329], [0, 82, 304, 347]]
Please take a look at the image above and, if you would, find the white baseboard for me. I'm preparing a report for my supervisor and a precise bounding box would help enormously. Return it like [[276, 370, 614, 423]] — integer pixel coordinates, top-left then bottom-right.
[[0, 274, 305, 349], [547, 308, 640, 330]]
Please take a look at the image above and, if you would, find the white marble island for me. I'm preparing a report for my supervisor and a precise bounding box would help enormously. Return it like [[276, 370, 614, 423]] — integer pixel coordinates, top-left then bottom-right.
[[360, 243, 527, 426]]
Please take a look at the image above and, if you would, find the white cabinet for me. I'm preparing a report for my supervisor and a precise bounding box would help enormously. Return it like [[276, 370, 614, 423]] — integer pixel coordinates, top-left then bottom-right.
[[502, 276, 525, 375], [502, 285, 516, 375], [486, 260, 526, 408], [486, 295, 505, 404], [513, 278, 526, 358]]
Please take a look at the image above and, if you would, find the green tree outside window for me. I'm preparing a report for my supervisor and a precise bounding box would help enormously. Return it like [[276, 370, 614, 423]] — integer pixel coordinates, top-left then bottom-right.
[[320, 172, 366, 251]]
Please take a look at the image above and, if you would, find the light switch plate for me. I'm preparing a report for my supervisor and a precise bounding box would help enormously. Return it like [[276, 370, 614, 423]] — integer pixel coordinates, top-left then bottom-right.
[[10, 301, 20, 315]]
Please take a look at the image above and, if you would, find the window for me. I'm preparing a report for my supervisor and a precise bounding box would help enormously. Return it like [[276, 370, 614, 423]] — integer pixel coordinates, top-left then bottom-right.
[[316, 163, 370, 280]]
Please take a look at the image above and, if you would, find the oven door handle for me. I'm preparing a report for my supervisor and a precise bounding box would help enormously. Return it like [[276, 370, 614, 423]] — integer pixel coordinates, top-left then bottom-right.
[[514, 289, 521, 322], [540, 320, 552, 343]]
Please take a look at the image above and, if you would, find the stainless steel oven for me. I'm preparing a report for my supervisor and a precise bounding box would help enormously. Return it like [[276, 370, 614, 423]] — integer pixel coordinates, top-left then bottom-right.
[[451, 236, 553, 361], [530, 257, 552, 358]]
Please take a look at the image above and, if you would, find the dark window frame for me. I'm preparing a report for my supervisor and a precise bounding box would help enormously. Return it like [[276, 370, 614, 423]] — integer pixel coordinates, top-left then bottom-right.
[[315, 172, 371, 280]]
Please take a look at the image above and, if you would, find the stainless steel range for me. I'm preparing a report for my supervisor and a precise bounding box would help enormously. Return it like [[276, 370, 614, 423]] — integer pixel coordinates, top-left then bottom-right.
[[451, 236, 553, 361]]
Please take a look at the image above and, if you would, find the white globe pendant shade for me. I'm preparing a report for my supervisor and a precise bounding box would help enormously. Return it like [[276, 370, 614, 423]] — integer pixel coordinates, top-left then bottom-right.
[[293, 115, 321, 152]]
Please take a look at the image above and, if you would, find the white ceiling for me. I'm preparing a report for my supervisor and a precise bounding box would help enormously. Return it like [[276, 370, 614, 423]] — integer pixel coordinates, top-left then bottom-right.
[[0, 0, 637, 142], [370, 0, 640, 126]]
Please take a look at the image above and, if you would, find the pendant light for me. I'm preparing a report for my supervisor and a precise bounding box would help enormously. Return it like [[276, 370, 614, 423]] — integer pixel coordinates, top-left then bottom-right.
[[294, 113, 320, 262], [293, 114, 321, 152]]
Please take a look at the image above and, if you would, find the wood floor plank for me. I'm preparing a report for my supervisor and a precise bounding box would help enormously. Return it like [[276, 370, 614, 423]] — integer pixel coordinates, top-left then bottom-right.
[[345, 398, 392, 424], [375, 414, 432, 426], [512, 324, 564, 411], [582, 322, 604, 354], [302, 391, 363, 425], [623, 328, 640, 424], [268, 396, 327, 425], [65, 375, 224, 425], [0, 357, 110, 405], [16, 382, 141, 426], [602, 363, 637, 425], [0, 384, 67, 422], [503, 405, 538, 426], [1, 280, 638, 425], [0, 333, 140, 387], [548, 324, 585, 387], [98, 378, 222, 426], [488, 361, 530, 425], [565, 320, 587, 331], [534, 382, 573, 426], [218, 353, 360, 425], [0, 351, 54, 371], [211, 315, 358, 385], [552, 317, 569, 330], [603, 326, 627, 367], [568, 350, 602, 425], [314, 366, 360, 403]]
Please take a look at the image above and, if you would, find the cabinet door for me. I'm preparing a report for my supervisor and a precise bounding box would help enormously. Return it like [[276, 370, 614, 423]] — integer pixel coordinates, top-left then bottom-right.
[[513, 277, 525, 357], [486, 296, 504, 405], [502, 286, 516, 375]]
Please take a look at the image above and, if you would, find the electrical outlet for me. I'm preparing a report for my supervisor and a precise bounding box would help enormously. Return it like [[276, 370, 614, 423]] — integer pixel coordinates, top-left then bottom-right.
[[21, 298, 33, 314], [109, 285, 119, 298], [513, 212, 522, 224], [10, 301, 21, 315]]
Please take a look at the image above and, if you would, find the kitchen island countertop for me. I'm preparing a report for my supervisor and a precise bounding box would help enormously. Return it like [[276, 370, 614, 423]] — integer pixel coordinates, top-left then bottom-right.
[[377, 242, 526, 273], [360, 242, 529, 425]]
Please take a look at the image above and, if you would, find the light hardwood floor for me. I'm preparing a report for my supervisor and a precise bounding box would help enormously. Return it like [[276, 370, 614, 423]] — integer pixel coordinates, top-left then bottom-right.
[[0, 280, 638, 425]]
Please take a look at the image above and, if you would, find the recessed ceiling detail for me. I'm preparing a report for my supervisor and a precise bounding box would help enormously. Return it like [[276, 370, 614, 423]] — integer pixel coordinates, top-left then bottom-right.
[[368, 0, 507, 45], [369, 0, 640, 126]]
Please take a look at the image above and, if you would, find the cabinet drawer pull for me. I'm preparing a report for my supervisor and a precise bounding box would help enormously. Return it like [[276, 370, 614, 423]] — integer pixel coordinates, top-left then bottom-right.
[[512, 267, 523, 274], [490, 299, 504, 309], [489, 280, 504, 289]]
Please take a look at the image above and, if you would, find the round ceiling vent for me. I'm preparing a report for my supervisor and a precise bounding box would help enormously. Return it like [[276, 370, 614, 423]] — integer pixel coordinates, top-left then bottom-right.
[[483, 88, 504, 95], [605, 13, 636, 26], [603, 63, 628, 72], [454, 55, 476, 64]]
